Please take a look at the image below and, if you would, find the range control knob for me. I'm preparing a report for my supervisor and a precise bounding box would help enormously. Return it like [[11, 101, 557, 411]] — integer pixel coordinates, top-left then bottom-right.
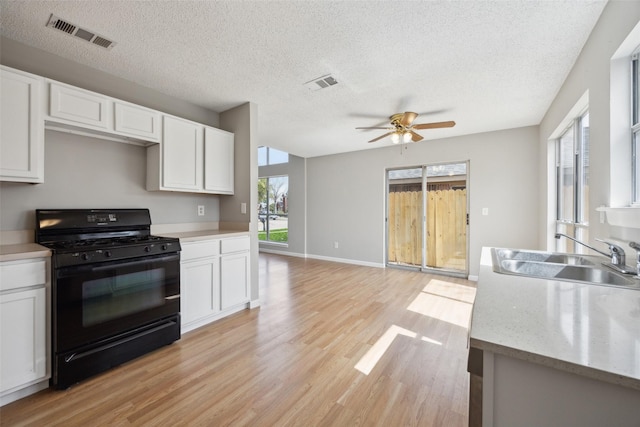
[[105, 251, 112, 258], [81, 253, 89, 261], [162, 244, 168, 251], [144, 246, 151, 253]]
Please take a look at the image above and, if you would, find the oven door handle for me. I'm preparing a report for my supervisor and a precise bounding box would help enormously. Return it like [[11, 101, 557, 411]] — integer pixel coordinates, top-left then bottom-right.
[[90, 253, 180, 271]]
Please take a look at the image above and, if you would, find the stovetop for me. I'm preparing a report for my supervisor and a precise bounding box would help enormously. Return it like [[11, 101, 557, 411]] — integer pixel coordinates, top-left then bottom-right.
[[35, 209, 183, 267], [43, 235, 169, 251]]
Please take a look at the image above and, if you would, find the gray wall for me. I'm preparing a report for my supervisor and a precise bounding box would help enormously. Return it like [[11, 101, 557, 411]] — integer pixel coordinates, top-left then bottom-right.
[[0, 130, 220, 230], [306, 126, 540, 277], [538, 1, 640, 247], [258, 154, 306, 256], [0, 37, 218, 127], [0, 37, 230, 231], [219, 103, 259, 303]]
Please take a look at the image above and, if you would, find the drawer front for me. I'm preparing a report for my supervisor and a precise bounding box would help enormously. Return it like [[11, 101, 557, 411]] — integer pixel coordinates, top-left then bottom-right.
[[181, 240, 220, 261], [0, 259, 47, 292], [49, 83, 109, 129], [221, 236, 250, 254]]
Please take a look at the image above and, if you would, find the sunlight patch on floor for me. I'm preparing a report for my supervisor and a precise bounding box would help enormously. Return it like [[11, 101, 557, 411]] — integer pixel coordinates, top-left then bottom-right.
[[354, 325, 442, 375], [407, 279, 476, 328]]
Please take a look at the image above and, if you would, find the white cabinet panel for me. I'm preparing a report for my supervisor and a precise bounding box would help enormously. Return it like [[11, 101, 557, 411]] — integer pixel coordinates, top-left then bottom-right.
[[0, 259, 46, 292], [181, 258, 220, 325], [49, 82, 109, 129], [221, 251, 249, 309], [162, 116, 203, 190], [204, 126, 234, 194], [114, 101, 161, 142], [0, 66, 44, 183], [0, 288, 47, 394]]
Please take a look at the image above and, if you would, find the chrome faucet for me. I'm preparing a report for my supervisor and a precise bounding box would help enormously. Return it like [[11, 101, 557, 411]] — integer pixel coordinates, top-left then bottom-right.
[[629, 242, 640, 278], [554, 233, 626, 266]]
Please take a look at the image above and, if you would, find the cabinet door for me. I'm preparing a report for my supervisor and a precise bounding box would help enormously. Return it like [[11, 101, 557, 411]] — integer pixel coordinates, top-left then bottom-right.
[[114, 101, 161, 142], [162, 116, 203, 190], [0, 67, 44, 183], [181, 258, 220, 325], [221, 252, 250, 309], [0, 288, 47, 393], [204, 126, 234, 194], [49, 82, 110, 129]]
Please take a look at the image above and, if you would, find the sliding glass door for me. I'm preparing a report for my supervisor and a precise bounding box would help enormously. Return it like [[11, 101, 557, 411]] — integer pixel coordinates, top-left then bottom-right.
[[386, 162, 468, 276]]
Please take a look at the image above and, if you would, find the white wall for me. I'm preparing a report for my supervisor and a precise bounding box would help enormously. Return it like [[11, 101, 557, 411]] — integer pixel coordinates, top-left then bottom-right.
[[306, 126, 540, 277], [538, 1, 640, 248]]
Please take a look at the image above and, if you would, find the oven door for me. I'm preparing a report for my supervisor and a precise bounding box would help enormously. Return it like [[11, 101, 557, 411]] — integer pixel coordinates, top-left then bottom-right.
[[54, 253, 180, 353]]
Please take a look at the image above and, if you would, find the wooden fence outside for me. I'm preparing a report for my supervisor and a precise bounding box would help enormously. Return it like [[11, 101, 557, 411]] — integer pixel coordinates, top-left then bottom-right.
[[388, 189, 467, 270]]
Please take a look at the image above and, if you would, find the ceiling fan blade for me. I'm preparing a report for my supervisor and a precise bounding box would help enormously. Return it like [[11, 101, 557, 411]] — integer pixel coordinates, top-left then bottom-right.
[[410, 131, 423, 142], [412, 121, 456, 130], [356, 126, 392, 130], [368, 132, 394, 143], [399, 112, 418, 126]]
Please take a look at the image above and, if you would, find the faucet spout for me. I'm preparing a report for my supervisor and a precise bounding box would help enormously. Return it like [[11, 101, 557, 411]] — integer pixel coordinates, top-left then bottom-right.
[[554, 233, 611, 258]]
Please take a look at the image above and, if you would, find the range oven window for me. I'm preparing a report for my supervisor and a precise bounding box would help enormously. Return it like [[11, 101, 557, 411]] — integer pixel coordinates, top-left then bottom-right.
[[82, 268, 165, 327], [55, 253, 180, 353]]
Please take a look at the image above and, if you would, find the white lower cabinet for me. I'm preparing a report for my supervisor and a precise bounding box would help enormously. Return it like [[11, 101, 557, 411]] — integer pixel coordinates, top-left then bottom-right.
[[180, 236, 250, 333], [220, 251, 249, 310], [181, 255, 220, 326], [0, 258, 50, 406]]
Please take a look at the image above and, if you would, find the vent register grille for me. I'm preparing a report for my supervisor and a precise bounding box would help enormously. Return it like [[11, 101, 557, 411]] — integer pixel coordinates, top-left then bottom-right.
[[47, 14, 116, 50]]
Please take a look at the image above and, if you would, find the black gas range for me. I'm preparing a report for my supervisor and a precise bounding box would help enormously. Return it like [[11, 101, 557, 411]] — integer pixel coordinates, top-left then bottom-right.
[[36, 209, 182, 389]]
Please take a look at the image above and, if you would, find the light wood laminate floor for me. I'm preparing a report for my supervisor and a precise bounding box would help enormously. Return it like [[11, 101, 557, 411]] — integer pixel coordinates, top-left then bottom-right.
[[1, 254, 476, 426]]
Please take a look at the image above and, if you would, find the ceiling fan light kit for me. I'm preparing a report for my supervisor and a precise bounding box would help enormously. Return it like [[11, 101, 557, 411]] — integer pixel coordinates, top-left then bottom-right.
[[356, 111, 455, 144]]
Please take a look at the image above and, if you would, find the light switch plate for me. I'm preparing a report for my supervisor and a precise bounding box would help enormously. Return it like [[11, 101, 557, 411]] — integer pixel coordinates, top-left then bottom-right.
[[482, 208, 489, 216]]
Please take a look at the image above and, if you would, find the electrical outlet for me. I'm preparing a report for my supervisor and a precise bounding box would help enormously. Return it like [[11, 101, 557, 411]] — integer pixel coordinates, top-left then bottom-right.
[[197, 205, 205, 216], [334, 241, 339, 249]]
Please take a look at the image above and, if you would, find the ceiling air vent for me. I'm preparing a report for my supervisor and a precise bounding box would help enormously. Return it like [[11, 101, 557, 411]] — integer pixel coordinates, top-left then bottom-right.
[[303, 74, 339, 91], [46, 14, 116, 50]]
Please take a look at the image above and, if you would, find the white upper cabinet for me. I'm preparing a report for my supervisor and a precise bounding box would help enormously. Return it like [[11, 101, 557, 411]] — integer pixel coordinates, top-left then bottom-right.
[[0, 66, 44, 183], [161, 116, 203, 191], [49, 82, 110, 130], [147, 116, 235, 194], [45, 80, 159, 146], [204, 126, 234, 194], [114, 101, 161, 142]]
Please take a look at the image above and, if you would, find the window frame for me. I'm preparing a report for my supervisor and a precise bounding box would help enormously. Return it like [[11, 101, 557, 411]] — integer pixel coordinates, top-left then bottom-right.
[[555, 109, 590, 253], [632, 51, 640, 205]]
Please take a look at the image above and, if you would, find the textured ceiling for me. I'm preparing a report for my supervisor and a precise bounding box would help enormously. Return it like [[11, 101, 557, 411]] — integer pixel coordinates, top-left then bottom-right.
[[0, 0, 607, 158]]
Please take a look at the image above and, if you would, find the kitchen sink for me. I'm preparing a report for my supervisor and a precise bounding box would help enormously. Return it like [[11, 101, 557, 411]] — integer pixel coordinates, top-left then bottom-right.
[[491, 248, 639, 289], [492, 248, 595, 265]]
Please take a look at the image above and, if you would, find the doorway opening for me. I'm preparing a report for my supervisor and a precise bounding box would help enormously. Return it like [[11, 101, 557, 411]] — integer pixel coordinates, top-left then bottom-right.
[[386, 162, 468, 277]]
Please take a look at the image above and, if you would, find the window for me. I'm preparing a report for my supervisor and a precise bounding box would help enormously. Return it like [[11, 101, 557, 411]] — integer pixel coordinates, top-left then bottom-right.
[[632, 51, 640, 204], [556, 111, 589, 253], [258, 175, 288, 243], [258, 146, 289, 166]]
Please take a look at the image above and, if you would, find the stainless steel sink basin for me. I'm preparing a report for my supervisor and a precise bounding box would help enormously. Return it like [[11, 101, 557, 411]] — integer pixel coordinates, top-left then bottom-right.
[[491, 248, 639, 289], [493, 248, 595, 265]]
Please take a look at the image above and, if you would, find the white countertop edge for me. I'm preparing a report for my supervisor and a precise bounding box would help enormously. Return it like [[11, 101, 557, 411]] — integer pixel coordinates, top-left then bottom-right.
[[469, 338, 640, 391], [0, 243, 51, 262]]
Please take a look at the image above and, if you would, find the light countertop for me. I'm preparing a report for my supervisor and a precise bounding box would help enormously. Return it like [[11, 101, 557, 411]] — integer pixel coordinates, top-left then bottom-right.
[[0, 243, 51, 262], [157, 229, 250, 242], [470, 247, 640, 391]]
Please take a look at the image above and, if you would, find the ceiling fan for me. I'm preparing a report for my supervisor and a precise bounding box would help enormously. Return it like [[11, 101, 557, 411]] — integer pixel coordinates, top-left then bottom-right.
[[356, 112, 455, 143]]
